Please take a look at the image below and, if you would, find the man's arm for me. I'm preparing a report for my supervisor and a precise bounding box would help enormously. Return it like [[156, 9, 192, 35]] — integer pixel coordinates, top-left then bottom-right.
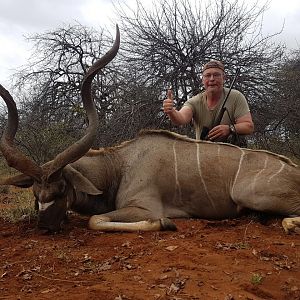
[[233, 112, 254, 135], [163, 89, 193, 125], [208, 112, 254, 141], [165, 105, 193, 125]]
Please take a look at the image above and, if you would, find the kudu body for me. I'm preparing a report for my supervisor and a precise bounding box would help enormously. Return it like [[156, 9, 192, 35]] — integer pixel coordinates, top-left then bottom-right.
[[0, 26, 299, 234]]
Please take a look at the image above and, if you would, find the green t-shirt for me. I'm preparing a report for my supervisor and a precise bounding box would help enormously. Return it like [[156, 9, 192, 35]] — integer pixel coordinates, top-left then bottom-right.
[[183, 88, 250, 139]]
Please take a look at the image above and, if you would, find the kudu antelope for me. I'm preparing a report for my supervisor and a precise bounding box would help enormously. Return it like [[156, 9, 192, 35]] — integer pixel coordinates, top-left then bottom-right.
[[0, 26, 300, 234]]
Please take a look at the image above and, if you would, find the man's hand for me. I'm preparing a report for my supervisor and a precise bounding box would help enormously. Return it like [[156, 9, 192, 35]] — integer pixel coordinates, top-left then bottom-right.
[[208, 125, 231, 141], [163, 88, 174, 114], [162, 88, 193, 125]]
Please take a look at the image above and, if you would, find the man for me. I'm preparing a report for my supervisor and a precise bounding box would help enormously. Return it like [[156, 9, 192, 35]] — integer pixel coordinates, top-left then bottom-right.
[[163, 60, 254, 144]]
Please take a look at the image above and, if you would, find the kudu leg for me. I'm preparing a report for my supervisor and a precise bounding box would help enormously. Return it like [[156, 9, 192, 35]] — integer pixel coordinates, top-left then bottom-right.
[[232, 177, 300, 234], [282, 217, 300, 234], [88, 207, 177, 232]]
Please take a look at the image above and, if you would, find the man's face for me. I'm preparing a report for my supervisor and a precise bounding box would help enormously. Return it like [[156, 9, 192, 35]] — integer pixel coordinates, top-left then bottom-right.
[[202, 67, 225, 93]]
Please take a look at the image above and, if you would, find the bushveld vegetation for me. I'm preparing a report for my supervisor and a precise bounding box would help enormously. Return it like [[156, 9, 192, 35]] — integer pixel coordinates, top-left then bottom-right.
[[0, 0, 299, 165], [0, 162, 35, 222]]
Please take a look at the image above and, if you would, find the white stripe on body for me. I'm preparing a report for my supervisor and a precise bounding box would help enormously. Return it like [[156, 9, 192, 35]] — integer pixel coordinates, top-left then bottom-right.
[[217, 144, 221, 157], [172, 142, 182, 202], [231, 148, 246, 198], [267, 160, 285, 183], [251, 156, 269, 195], [196, 143, 217, 211]]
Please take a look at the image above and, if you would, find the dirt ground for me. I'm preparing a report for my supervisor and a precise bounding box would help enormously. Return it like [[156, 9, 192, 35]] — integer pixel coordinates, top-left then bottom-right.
[[0, 201, 299, 300]]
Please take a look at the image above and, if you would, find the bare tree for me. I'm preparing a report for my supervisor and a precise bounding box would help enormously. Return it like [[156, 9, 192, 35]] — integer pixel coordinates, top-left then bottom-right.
[[253, 49, 300, 158], [1, 0, 297, 163], [115, 0, 285, 136], [8, 23, 122, 162]]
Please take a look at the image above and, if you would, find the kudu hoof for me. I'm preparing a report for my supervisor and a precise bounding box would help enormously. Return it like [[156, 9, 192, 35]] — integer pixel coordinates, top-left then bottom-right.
[[160, 218, 177, 231]]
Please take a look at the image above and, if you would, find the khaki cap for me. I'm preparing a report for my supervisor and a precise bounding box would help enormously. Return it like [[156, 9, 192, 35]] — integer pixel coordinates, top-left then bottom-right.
[[202, 60, 224, 72]]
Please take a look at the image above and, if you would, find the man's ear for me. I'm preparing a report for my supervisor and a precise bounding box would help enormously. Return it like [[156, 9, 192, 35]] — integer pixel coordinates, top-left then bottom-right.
[[63, 165, 103, 195], [0, 174, 34, 188]]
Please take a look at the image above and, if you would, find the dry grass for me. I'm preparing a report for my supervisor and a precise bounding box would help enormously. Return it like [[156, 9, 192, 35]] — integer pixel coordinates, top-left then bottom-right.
[[0, 158, 37, 223], [0, 187, 36, 223]]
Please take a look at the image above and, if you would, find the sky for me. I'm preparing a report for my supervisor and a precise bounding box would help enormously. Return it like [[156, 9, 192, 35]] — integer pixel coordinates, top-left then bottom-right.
[[0, 0, 299, 87]]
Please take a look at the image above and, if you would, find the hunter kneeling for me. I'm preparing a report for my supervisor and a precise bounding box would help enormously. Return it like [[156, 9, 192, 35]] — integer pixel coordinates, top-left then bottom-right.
[[163, 60, 254, 147]]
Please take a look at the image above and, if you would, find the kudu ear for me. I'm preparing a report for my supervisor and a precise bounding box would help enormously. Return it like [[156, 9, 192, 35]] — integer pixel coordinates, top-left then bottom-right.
[[0, 174, 34, 188], [63, 165, 103, 195]]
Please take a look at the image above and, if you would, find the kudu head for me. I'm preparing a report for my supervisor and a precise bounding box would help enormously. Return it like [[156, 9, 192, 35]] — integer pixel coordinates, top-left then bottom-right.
[[0, 25, 120, 233]]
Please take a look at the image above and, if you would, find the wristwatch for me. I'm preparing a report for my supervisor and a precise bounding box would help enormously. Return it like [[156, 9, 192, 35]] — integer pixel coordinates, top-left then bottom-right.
[[229, 124, 236, 134]]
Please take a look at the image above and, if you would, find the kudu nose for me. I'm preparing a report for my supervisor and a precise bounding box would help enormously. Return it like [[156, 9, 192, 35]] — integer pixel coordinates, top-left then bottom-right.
[[37, 217, 63, 234], [37, 224, 62, 234]]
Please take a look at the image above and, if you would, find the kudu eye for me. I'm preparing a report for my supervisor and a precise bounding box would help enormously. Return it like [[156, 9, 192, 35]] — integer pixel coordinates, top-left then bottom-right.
[[51, 179, 67, 198], [59, 180, 67, 193]]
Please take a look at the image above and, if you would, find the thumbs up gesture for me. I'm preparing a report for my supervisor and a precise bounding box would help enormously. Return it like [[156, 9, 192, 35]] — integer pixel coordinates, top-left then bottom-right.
[[163, 87, 174, 114]]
